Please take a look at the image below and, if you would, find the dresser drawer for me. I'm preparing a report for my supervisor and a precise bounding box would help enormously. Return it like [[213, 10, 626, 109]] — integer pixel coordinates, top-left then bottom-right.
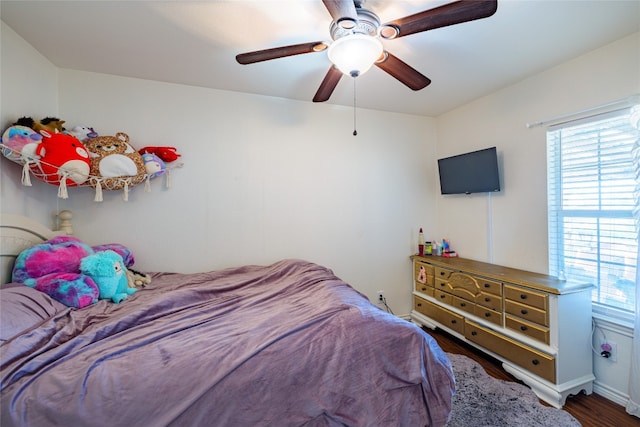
[[414, 296, 464, 335], [434, 289, 453, 305], [434, 267, 454, 281], [505, 300, 549, 327], [422, 287, 434, 298], [476, 291, 502, 311], [477, 277, 502, 296], [415, 281, 433, 294], [452, 295, 475, 315], [414, 262, 434, 287], [435, 278, 454, 293], [506, 314, 550, 344], [504, 284, 548, 311], [473, 305, 503, 327], [465, 320, 555, 383]]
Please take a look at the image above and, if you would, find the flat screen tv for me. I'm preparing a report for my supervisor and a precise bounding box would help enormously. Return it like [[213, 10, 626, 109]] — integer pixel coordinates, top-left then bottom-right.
[[437, 146, 500, 195]]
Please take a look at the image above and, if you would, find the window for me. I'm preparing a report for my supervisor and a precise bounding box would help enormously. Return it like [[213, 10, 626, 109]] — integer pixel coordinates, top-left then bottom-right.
[[547, 107, 638, 317]]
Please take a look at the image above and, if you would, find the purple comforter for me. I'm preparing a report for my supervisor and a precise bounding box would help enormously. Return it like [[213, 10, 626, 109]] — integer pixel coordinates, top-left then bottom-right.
[[1, 259, 454, 426]]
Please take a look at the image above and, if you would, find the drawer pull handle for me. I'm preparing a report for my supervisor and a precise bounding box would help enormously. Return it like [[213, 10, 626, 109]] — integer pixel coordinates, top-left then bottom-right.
[[531, 359, 540, 366], [451, 320, 457, 324], [520, 326, 528, 331], [471, 331, 477, 336], [421, 287, 427, 291], [520, 294, 528, 300], [440, 272, 446, 276], [460, 303, 466, 307], [484, 312, 491, 317], [440, 295, 446, 299], [484, 297, 490, 302], [521, 309, 528, 315], [417, 303, 422, 307], [484, 283, 490, 288]]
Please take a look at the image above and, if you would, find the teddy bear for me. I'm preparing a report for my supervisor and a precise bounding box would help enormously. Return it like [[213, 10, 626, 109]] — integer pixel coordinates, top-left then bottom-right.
[[13, 236, 143, 308], [84, 132, 146, 190]]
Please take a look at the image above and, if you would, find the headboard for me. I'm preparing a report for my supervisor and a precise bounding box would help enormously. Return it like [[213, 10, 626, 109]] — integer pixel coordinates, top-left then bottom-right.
[[0, 210, 73, 285]]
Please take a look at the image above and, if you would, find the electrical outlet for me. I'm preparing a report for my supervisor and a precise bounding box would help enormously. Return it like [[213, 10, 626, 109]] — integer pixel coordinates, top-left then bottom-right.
[[599, 340, 618, 362], [377, 291, 384, 303]]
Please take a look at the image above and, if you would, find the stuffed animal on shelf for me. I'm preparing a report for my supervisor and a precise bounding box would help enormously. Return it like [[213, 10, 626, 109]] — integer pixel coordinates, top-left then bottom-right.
[[14, 116, 66, 134], [13, 236, 143, 308], [31, 130, 91, 187], [35, 117, 66, 134], [84, 132, 146, 190], [69, 126, 99, 142], [80, 250, 137, 303], [1, 125, 42, 162], [139, 146, 181, 163], [140, 152, 165, 177]]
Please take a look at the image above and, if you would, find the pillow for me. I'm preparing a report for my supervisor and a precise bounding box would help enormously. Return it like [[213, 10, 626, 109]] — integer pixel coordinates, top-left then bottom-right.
[[0, 283, 68, 342]]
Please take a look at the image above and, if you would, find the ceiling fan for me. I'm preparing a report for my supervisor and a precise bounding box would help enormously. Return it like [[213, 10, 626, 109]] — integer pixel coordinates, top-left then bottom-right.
[[236, 0, 498, 103]]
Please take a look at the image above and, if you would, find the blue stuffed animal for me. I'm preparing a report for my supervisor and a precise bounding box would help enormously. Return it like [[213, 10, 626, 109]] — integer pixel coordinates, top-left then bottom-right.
[[80, 250, 136, 303]]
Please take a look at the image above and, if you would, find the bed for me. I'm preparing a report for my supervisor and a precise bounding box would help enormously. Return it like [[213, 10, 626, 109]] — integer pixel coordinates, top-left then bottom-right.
[[0, 212, 455, 426]]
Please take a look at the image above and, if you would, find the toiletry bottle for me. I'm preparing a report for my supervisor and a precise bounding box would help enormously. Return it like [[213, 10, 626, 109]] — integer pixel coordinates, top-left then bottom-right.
[[418, 228, 424, 256]]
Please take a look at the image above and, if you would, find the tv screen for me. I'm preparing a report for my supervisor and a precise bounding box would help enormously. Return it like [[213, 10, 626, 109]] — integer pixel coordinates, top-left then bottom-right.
[[437, 147, 500, 195]]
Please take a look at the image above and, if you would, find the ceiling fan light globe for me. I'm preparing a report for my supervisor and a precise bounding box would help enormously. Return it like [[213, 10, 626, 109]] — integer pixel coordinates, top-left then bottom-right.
[[328, 34, 383, 77]]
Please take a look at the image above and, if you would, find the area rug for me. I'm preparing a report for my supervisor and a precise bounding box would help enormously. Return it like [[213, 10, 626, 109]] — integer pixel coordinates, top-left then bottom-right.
[[445, 353, 581, 426]]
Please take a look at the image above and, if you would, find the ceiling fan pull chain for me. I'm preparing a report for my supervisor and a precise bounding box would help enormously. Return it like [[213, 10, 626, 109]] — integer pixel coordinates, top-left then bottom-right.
[[353, 77, 358, 136]]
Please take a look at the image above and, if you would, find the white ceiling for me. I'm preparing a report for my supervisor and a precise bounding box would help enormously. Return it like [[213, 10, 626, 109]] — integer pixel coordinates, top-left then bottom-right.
[[1, 1, 638, 117]]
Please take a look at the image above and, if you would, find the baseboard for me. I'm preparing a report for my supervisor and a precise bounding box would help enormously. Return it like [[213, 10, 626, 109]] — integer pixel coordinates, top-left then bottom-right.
[[594, 380, 629, 407]]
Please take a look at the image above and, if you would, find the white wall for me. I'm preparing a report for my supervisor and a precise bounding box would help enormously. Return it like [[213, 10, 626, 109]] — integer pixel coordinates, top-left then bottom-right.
[[0, 22, 436, 317], [435, 32, 640, 406], [0, 22, 61, 228]]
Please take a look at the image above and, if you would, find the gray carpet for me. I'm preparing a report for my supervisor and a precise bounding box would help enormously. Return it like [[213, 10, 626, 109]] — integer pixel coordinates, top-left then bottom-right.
[[445, 353, 581, 427]]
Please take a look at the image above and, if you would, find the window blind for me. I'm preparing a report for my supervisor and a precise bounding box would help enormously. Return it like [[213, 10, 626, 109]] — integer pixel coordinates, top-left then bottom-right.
[[547, 107, 638, 313]]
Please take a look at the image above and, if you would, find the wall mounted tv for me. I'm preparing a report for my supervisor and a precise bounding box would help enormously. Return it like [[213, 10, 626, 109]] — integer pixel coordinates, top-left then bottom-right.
[[437, 146, 501, 195]]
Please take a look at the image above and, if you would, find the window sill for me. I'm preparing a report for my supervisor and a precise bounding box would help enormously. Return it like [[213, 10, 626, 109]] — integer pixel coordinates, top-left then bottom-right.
[[592, 306, 635, 333]]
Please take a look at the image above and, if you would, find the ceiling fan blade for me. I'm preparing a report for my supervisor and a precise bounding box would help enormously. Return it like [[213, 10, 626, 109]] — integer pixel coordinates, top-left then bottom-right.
[[375, 52, 431, 91], [381, 0, 498, 39], [236, 41, 327, 64], [322, 0, 358, 28], [313, 66, 343, 102]]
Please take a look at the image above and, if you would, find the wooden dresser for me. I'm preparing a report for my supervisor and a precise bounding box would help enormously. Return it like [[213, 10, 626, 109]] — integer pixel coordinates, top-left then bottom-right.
[[410, 255, 594, 408]]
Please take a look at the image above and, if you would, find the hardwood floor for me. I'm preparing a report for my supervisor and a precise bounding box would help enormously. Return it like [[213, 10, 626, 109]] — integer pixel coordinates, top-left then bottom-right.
[[425, 327, 640, 427]]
